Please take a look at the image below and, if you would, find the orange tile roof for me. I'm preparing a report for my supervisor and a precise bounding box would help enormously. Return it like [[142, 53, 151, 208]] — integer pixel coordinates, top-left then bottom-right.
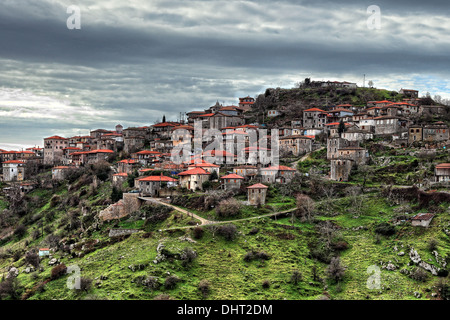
[[221, 173, 244, 180], [44, 135, 67, 140], [178, 167, 210, 176], [304, 108, 326, 113], [138, 175, 178, 182], [247, 183, 268, 189], [3, 160, 25, 164]]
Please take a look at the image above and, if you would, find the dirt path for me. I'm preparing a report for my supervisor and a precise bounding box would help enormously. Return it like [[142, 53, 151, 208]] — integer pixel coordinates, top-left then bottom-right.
[[139, 196, 297, 231]]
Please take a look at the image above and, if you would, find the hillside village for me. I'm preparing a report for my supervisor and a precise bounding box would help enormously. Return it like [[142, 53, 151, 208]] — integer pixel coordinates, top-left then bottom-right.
[[0, 80, 449, 301]]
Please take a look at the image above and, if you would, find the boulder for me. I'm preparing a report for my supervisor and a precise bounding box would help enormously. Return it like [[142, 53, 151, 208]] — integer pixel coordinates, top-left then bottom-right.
[[6, 267, 18, 279]]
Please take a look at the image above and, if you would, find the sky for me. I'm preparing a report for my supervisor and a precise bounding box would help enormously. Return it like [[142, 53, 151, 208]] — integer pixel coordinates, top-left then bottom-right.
[[0, 0, 449, 150]]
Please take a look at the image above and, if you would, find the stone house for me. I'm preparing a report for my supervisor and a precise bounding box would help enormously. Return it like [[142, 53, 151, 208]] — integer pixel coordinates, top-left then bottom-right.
[[62, 147, 82, 165], [51, 166, 71, 180], [260, 165, 296, 184], [43, 135, 68, 165], [117, 159, 140, 174], [411, 213, 434, 227], [341, 129, 373, 142], [408, 123, 449, 144], [435, 163, 450, 182], [221, 173, 244, 190], [399, 88, 419, 98], [247, 183, 268, 206], [336, 146, 368, 166], [303, 108, 328, 128], [135, 174, 178, 196], [113, 172, 128, 185], [233, 165, 258, 180], [374, 116, 408, 135], [86, 149, 114, 164], [187, 161, 220, 177], [330, 159, 353, 182], [327, 137, 349, 160], [2, 160, 25, 182], [238, 96, 255, 111], [279, 135, 313, 156], [132, 150, 161, 166], [178, 167, 211, 191], [208, 112, 245, 130]]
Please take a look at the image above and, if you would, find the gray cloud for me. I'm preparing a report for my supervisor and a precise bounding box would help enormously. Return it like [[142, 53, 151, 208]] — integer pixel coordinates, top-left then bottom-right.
[[0, 0, 449, 148]]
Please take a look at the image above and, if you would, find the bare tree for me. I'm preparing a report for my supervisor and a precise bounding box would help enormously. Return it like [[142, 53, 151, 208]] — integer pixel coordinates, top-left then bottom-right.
[[326, 257, 346, 283], [296, 194, 315, 222]]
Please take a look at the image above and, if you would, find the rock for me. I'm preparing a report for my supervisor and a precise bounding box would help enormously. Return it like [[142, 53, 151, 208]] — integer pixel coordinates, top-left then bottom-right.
[[385, 263, 396, 271], [414, 291, 421, 298], [24, 267, 34, 274], [48, 258, 58, 266], [100, 275, 108, 280], [398, 251, 405, 256], [409, 248, 421, 264], [6, 267, 18, 279]]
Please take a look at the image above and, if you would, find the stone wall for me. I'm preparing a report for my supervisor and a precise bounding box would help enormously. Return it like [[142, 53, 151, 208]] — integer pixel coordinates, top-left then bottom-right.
[[99, 193, 143, 221], [108, 229, 140, 238]]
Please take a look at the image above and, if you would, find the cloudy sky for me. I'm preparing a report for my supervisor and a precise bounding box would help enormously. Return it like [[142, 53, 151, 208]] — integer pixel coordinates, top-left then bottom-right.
[[1, 0, 449, 149]]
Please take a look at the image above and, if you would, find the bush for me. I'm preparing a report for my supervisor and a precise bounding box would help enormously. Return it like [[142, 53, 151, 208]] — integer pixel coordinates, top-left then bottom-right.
[[216, 198, 242, 218], [243, 250, 270, 262], [262, 279, 270, 289], [326, 257, 346, 283], [198, 279, 211, 298], [291, 270, 303, 285], [374, 222, 396, 236], [77, 277, 92, 292], [180, 247, 197, 267], [192, 227, 204, 239], [51, 264, 68, 280], [164, 275, 181, 290], [217, 224, 238, 241], [409, 267, 428, 282], [145, 276, 161, 291], [428, 238, 438, 252], [0, 278, 21, 299], [13, 224, 26, 239], [25, 251, 40, 268]]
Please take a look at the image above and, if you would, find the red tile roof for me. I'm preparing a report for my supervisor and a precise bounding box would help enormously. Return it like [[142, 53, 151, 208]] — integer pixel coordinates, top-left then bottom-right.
[[178, 167, 210, 176], [3, 160, 25, 164], [44, 135, 67, 140], [138, 175, 178, 182], [304, 108, 326, 113], [411, 213, 435, 221], [221, 173, 244, 180], [247, 183, 268, 189]]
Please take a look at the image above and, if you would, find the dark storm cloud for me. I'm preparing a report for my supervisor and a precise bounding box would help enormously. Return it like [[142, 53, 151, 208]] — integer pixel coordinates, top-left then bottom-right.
[[0, 0, 449, 147]]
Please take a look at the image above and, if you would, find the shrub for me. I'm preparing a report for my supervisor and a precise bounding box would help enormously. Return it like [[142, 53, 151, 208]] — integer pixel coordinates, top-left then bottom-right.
[[262, 279, 270, 289], [164, 275, 181, 290], [145, 276, 161, 291], [13, 224, 26, 239], [180, 247, 197, 267], [428, 238, 438, 252], [374, 222, 396, 236], [217, 224, 238, 241], [243, 250, 270, 262], [0, 278, 21, 299], [216, 198, 242, 218], [291, 270, 303, 285], [25, 251, 40, 268], [77, 277, 92, 292], [192, 226, 204, 239], [409, 267, 428, 282], [326, 257, 346, 283], [51, 264, 67, 280], [198, 279, 211, 298]]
